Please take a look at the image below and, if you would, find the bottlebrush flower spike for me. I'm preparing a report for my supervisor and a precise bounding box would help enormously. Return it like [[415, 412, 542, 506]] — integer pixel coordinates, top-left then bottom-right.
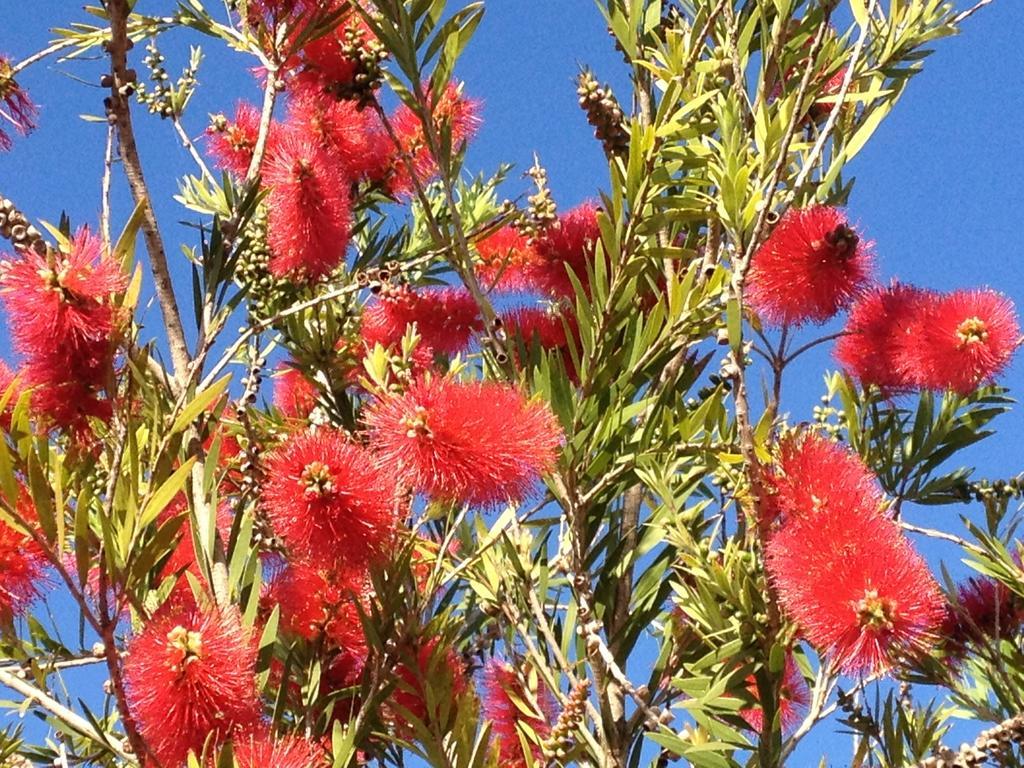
[[1, 229, 127, 357], [233, 728, 326, 768], [267, 560, 368, 655], [481, 660, 555, 768], [758, 432, 883, 525], [206, 102, 270, 177], [287, 83, 390, 181], [475, 226, 541, 291], [1, 229, 127, 434], [385, 82, 480, 197], [124, 603, 261, 766], [262, 130, 352, 280], [766, 503, 944, 675], [0, 56, 38, 152], [942, 574, 1024, 660], [360, 284, 483, 357], [299, 3, 378, 87], [835, 282, 935, 392], [364, 378, 562, 507], [529, 203, 601, 299], [747, 205, 873, 326], [740, 654, 810, 734], [22, 376, 113, 437], [272, 361, 319, 419], [262, 429, 395, 565], [0, 487, 46, 624], [808, 67, 849, 122], [390, 638, 468, 730], [504, 306, 579, 381], [907, 288, 1020, 394]]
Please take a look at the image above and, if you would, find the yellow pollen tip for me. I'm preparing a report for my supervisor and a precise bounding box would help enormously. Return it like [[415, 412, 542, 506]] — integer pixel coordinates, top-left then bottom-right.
[[300, 461, 335, 498], [401, 405, 432, 439], [956, 316, 989, 346], [855, 589, 896, 632], [166, 625, 203, 670]]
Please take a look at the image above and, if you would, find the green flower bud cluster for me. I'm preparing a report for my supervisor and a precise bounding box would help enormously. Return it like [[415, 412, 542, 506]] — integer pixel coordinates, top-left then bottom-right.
[[326, 21, 389, 108], [135, 40, 198, 119], [234, 206, 298, 321]]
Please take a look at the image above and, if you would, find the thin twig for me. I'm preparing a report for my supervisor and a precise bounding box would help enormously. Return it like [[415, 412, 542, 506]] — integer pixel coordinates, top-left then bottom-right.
[[781, 331, 849, 365], [101, 122, 115, 251], [243, 70, 279, 184], [0, 667, 133, 762], [9, 39, 84, 77], [678, 0, 731, 86], [196, 250, 436, 392], [899, 520, 977, 550], [107, 0, 191, 389], [790, 0, 879, 195], [172, 117, 216, 184], [0, 654, 107, 676], [781, 661, 841, 759], [953, 0, 994, 24]]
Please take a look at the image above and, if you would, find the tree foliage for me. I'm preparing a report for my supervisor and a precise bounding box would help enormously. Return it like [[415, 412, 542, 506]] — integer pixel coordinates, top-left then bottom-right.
[[0, 0, 1019, 767]]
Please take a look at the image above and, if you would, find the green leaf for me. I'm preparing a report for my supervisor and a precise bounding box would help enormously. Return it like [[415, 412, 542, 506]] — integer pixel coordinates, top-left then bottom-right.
[[139, 457, 197, 530], [850, 0, 869, 28], [171, 375, 232, 435]]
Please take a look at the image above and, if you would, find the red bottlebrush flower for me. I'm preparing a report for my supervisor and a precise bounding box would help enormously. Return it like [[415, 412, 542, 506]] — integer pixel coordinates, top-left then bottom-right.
[[124, 604, 261, 766], [808, 67, 849, 122], [22, 377, 113, 436], [268, 560, 368, 654], [529, 203, 601, 299], [942, 574, 1024, 660], [906, 288, 1020, 395], [475, 227, 540, 292], [0, 56, 39, 151], [287, 83, 390, 181], [299, 4, 378, 87], [740, 655, 810, 734], [481, 660, 555, 768], [505, 307, 571, 349], [758, 432, 882, 526], [0, 487, 46, 623], [233, 728, 326, 768], [262, 429, 395, 565], [364, 378, 562, 507], [390, 638, 468, 730], [766, 503, 945, 675], [2, 229, 126, 357], [504, 306, 579, 379], [747, 206, 873, 326], [360, 285, 483, 357], [262, 130, 352, 280], [835, 282, 935, 392], [157, 497, 235, 589], [272, 361, 319, 419], [385, 82, 480, 197], [1, 229, 127, 434], [205, 102, 272, 177]]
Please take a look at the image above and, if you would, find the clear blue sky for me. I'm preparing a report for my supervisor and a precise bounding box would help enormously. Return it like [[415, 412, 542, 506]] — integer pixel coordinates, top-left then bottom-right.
[[2, 0, 1023, 764]]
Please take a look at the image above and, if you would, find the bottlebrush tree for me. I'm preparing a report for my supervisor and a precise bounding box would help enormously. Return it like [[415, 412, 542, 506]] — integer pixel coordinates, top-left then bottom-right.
[[0, 0, 1019, 767]]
